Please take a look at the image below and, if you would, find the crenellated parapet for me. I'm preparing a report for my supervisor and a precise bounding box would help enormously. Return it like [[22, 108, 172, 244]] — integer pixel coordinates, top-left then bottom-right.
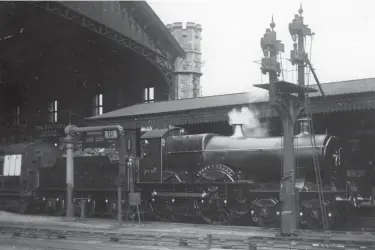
[[166, 22, 202, 53]]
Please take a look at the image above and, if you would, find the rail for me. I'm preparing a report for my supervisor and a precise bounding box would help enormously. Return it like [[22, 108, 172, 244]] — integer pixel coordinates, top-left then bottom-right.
[[1, 222, 375, 250]]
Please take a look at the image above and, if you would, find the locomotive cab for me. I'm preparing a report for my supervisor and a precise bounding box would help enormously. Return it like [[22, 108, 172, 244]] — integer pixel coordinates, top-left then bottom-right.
[[138, 127, 184, 183], [0, 142, 61, 213]]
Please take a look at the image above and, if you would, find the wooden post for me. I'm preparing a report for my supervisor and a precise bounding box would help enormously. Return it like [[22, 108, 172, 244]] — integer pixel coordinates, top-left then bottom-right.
[[206, 234, 212, 249], [248, 237, 257, 250]]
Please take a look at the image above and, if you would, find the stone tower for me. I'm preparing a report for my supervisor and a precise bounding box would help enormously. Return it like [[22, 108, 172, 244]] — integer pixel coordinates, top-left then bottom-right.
[[166, 22, 203, 99]]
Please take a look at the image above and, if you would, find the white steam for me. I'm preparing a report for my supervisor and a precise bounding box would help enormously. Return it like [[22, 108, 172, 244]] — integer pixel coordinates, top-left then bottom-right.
[[227, 106, 269, 137]]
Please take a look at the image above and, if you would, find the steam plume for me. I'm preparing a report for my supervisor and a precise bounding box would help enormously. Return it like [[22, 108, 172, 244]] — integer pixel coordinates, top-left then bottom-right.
[[227, 106, 269, 137]]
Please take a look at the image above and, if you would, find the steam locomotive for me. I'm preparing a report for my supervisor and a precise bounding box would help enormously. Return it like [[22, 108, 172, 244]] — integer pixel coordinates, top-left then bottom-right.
[[137, 119, 350, 228], [0, 118, 374, 229]]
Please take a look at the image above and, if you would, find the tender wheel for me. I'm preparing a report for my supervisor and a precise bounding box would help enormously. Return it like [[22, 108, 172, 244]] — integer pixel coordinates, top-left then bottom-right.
[[107, 198, 121, 219], [45, 198, 65, 216], [16, 200, 28, 214], [74, 200, 95, 218]]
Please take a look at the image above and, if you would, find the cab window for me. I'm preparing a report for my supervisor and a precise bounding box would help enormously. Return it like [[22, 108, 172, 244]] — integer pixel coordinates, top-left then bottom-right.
[[3, 154, 22, 176]]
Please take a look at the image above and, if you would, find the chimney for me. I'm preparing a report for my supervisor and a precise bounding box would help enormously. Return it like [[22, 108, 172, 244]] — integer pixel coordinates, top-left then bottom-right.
[[231, 124, 245, 138], [296, 117, 311, 136]]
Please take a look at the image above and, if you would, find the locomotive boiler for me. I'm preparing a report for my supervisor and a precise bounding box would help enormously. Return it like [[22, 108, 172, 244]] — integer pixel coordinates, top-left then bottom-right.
[[165, 123, 339, 185], [137, 119, 351, 228]]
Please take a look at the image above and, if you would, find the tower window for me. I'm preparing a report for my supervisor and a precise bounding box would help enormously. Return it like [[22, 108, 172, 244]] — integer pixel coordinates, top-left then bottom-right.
[[93, 94, 103, 115], [144, 87, 154, 103], [12, 105, 20, 127], [48, 100, 58, 123]]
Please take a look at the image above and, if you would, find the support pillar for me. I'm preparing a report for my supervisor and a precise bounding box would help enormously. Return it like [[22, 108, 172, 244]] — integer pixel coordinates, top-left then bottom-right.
[[64, 133, 75, 219], [117, 134, 127, 225], [278, 99, 300, 235]]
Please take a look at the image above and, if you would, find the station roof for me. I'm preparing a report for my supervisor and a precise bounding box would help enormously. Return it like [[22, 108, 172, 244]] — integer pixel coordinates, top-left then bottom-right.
[[87, 78, 375, 121], [135, 1, 186, 58], [58, 1, 185, 59], [0, 1, 184, 88]]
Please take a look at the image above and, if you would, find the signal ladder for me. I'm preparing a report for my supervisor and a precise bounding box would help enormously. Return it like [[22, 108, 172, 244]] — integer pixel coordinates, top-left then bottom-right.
[[303, 55, 330, 235]]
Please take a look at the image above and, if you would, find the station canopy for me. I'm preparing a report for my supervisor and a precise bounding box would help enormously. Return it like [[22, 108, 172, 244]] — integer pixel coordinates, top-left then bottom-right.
[[86, 78, 375, 129]]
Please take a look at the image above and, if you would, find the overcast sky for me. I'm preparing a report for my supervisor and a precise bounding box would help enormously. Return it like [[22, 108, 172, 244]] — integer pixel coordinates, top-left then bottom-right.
[[148, 0, 375, 97]]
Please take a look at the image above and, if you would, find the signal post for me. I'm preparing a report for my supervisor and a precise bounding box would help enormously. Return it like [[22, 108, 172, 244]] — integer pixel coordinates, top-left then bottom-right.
[[254, 6, 317, 236]]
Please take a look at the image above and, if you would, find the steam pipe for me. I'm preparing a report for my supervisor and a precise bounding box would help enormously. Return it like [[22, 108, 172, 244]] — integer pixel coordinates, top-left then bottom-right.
[[64, 125, 127, 225]]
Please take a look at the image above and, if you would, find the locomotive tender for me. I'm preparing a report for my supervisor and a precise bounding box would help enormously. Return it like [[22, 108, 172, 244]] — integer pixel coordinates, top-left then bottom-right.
[[0, 142, 61, 214], [0, 118, 374, 229]]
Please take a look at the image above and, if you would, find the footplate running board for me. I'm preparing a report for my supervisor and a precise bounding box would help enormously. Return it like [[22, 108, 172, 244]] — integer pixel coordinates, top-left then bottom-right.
[[151, 191, 208, 198]]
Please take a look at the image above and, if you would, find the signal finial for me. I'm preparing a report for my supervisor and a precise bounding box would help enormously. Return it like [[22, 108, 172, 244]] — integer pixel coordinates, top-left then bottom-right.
[[270, 15, 275, 30], [298, 3, 303, 16]]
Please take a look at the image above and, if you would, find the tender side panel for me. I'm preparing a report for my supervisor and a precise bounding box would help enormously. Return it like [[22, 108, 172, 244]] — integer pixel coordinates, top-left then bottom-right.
[[38, 156, 118, 191], [0, 176, 21, 193]]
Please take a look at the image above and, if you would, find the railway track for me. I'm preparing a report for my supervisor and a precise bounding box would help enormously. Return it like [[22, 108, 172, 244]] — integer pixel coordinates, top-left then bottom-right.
[[1, 220, 375, 250], [2, 211, 375, 249]]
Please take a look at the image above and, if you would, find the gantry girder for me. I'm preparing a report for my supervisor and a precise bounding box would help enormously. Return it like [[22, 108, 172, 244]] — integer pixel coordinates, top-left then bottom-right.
[[26, 1, 178, 88]]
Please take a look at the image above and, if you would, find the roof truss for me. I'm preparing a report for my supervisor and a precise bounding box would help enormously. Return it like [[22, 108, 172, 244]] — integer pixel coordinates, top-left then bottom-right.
[[28, 1, 173, 88]]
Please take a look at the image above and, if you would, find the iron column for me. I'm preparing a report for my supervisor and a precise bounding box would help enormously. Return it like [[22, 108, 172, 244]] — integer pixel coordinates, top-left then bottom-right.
[[279, 100, 299, 235], [117, 133, 127, 224], [258, 14, 303, 236], [64, 132, 75, 219]]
